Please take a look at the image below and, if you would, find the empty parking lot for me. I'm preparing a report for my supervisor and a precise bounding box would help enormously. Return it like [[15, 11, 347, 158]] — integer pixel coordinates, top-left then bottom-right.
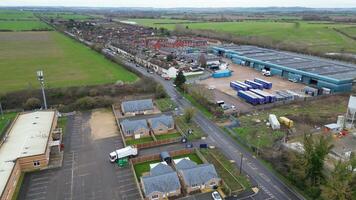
[[19, 112, 141, 200]]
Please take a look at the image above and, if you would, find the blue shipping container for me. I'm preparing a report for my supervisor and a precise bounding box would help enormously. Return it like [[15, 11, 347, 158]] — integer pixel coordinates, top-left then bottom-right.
[[212, 69, 232, 78], [245, 91, 266, 104], [254, 78, 273, 89], [230, 81, 249, 91], [238, 91, 259, 105], [250, 89, 276, 103], [245, 80, 264, 90], [235, 81, 253, 90]]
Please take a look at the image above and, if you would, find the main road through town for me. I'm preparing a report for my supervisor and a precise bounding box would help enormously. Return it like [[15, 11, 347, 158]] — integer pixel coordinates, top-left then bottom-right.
[[121, 58, 305, 200]]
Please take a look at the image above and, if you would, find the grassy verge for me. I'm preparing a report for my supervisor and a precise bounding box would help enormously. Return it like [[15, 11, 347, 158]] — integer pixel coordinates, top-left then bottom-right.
[[155, 132, 181, 140], [11, 172, 25, 200], [178, 89, 214, 119], [155, 98, 176, 112], [175, 116, 205, 140], [200, 149, 251, 193], [125, 136, 154, 145], [57, 116, 68, 136], [0, 112, 17, 138]]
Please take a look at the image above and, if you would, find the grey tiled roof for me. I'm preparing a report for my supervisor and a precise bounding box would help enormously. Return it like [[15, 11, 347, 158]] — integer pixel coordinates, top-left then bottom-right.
[[175, 159, 197, 170], [142, 165, 181, 195], [122, 99, 153, 113], [149, 115, 174, 129], [120, 119, 148, 135], [179, 164, 219, 186], [150, 163, 173, 176]]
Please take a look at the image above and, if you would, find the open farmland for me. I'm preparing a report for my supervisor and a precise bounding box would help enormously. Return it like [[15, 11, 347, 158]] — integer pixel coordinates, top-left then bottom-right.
[[0, 10, 52, 31], [0, 21, 51, 31], [40, 12, 92, 20], [0, 31, 137, 93], [0, 10, 37, 20], [130, 19, 356, 54]]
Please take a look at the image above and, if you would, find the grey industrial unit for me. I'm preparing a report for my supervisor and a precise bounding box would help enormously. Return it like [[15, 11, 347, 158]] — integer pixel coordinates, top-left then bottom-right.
[[212, 45, 356, 92]]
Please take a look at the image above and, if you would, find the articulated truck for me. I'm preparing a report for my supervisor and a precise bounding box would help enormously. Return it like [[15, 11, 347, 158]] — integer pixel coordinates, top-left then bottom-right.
[[109, 146, 138, 163]]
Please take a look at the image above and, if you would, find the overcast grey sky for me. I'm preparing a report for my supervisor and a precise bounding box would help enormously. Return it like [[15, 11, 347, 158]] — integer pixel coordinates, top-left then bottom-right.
[[1, 0, 356, 8]]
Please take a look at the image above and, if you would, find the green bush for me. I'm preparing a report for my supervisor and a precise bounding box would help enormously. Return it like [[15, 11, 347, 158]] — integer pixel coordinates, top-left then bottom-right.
[[23, 97, 41, 110]]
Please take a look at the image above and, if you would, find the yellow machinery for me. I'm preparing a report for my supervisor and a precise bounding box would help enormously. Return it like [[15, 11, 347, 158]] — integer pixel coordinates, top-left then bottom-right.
[[279, 117, 294, 128]]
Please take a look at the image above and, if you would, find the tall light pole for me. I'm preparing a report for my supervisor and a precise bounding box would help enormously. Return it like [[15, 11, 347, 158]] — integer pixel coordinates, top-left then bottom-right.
[[37, 70, 48, 110]]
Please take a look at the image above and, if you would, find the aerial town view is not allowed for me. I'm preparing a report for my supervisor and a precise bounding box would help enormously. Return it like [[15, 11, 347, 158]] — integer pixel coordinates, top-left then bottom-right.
[[0, 2, 356, 200]]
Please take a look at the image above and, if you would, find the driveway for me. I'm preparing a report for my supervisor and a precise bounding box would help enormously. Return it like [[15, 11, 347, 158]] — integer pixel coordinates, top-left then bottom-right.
[[19, 112, 141, 200]]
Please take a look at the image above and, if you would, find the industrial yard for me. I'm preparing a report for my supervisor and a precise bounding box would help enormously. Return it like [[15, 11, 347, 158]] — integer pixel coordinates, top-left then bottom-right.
[[0, 5, 356, 200]]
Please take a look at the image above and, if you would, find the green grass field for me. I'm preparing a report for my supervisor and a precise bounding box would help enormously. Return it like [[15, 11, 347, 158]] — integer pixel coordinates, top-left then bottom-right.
[[0, 31, 137, 93], [0, 112, 17, 137], [40, 12, 92, 20], [0, 21, 52, 31], [0, 10, 52, 31], [130, 18, 356, 53], [0, 10, 37, 20]]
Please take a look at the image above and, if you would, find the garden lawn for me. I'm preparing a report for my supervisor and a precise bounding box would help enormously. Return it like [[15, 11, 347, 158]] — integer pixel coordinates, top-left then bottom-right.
[[155, 132, 181, 140], [125, 136, 153, 145], [0, 31, 138, 93]]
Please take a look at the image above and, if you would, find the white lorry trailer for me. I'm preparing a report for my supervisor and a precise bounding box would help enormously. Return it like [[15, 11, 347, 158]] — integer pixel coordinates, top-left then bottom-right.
[[109, 146, 138, 163]]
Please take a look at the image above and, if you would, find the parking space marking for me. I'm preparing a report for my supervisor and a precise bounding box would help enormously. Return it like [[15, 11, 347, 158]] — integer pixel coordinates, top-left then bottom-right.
[[28, 186, 47, 192]]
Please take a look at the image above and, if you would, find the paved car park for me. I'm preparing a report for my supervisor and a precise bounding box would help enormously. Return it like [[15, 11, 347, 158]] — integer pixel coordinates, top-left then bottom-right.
[[19, 112, 141, 200]]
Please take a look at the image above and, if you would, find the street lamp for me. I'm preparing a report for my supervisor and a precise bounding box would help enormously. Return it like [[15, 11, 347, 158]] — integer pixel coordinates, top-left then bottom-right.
[[37, 70, 48, 110]]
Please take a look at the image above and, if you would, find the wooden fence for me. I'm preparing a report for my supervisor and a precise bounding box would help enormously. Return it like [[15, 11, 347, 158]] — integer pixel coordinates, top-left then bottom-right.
[[131, 148, 194, 165]]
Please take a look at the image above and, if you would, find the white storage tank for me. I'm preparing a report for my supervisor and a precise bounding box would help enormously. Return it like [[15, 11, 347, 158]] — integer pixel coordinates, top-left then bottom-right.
[[269, 114, 280, 130]]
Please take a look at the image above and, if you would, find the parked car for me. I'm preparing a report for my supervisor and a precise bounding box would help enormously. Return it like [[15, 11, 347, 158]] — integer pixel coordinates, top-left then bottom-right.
[[212, 191, 222, 200]]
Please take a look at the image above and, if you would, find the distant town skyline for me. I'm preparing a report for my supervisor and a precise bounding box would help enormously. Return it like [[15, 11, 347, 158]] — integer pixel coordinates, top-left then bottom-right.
[[1, 0, 356, 8]]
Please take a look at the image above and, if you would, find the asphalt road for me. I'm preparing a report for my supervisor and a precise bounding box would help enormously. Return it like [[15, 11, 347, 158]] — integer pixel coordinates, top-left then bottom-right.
[[122, 58, 305, 200]]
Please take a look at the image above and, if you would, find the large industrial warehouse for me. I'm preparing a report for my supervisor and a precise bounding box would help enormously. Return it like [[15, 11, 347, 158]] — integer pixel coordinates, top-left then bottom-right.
[[212, 45, 356, 92]]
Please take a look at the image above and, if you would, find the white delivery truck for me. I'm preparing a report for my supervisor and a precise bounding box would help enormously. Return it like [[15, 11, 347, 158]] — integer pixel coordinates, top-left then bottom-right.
[[109, 146, 138, 163]]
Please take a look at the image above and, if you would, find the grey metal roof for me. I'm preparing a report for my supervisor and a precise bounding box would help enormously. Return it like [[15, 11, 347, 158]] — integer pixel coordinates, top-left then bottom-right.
[[216, 45, 356, 82], [179, 164, 219, 186], [120, 119, 148, 134], [122, 99, 153, 113], [142, 165, 181, 195], [149, 115, 174, 129], [150, 163, 173, 176], [175, 159, 197, 170]]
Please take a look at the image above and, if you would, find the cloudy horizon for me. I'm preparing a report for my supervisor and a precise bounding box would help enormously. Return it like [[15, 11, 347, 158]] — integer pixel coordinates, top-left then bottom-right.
[[1, 0, 356, 8]]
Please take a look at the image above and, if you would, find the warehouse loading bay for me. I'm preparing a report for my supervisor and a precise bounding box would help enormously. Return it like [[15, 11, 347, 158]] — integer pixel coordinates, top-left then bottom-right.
[[200, 58, 306, 112]]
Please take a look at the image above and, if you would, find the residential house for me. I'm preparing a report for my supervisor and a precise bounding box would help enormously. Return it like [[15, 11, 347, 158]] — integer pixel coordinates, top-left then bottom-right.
[[148, 115, 175, 135], [121, 99, 154, 116], [120, 119, 150, 138], [141, 163, 181, 200], [175, 159, 221, 193]]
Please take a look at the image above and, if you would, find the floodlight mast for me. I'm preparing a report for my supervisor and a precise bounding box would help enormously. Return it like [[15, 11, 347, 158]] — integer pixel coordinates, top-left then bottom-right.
[[37, 70, 48, 110]]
